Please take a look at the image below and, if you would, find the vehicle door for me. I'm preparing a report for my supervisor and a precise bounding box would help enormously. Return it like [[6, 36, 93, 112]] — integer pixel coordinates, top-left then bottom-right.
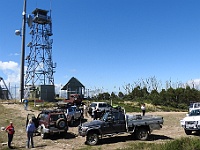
[[101, 112, 116, 134], [112, 112, 126, 133], [38, 113, 48, 127], [26, 114, 39, 129]]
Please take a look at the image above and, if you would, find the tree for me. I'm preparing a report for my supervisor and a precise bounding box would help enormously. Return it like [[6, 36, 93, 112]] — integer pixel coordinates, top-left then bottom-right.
[[118, 91, 124, 99], [110, 92, 117, 99]]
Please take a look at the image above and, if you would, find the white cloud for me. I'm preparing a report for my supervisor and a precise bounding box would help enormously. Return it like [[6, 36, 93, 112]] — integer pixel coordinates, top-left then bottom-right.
[[0, 61, 20, 99], [0, 61, 20, 85]]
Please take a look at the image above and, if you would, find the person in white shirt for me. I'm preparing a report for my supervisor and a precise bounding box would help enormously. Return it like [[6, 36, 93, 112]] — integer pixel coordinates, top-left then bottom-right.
[[141, 103, 146, 116]]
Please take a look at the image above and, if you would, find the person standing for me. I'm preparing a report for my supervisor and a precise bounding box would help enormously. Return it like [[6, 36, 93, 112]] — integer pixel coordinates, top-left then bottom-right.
[[141, 103, 146, 116], [23, 99, 29, 110], [83, 104, 88, 117], [26, 119, 36, 148], [5, 122, 15, 149], [93, 107, 98, 120]]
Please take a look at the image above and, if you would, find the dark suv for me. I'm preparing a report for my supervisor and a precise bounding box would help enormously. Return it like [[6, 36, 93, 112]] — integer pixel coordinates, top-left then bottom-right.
[[26, 110, 68, 139]]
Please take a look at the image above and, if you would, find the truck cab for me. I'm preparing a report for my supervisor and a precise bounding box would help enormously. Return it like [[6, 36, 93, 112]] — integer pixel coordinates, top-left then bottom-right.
[[101, 109, 126, 133], [79, 107, 126, 145]]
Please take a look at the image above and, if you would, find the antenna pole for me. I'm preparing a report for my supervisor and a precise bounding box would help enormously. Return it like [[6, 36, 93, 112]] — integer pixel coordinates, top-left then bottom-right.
[[20, 0, 27, 102]]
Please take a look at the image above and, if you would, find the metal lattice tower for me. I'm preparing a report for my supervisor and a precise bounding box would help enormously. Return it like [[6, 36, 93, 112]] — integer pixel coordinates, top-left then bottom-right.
[[25, 8, 55, 94]]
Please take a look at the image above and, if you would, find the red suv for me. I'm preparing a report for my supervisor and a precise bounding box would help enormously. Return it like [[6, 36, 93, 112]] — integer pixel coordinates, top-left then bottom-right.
[[27, 110, 68, 139]]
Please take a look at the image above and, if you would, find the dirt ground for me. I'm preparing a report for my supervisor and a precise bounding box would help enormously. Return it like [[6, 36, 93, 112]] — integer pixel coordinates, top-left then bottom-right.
[[0, 102, 189, 150]]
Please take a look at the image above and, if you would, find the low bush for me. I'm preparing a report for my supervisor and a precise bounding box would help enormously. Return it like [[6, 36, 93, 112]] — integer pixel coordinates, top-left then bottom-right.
[[120, 137, 200, 150]]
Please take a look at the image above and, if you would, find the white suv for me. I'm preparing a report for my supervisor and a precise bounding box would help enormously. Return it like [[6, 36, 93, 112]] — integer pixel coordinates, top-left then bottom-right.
[[88, 102, 112, 117], [180, 108, 200, 135]]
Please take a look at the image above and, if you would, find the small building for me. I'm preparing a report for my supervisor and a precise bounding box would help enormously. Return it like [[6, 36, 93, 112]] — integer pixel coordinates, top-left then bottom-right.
[[61, 77, 85, 99], [29, 85, 55, 102]]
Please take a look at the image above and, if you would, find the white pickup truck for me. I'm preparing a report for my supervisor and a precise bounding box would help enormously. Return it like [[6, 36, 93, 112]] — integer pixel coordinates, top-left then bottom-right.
[[180, 108, 200, 135]]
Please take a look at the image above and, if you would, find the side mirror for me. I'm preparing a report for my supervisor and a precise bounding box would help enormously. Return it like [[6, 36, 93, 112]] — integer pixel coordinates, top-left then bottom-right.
[[186, 114, 189, 117]]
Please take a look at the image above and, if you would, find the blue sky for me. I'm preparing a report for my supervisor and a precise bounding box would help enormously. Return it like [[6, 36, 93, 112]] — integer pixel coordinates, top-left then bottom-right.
[[1, 0, 200, 96]]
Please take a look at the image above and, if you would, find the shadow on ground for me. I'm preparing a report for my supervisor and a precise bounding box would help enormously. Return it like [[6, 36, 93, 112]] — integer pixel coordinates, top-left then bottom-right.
[[68, 118, 88, 127], [92, 134, 173, 145]]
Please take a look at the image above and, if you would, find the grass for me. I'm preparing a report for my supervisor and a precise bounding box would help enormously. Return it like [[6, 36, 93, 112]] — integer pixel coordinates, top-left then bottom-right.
[[0, 104, 25, 150], [117, 137, 200, 150]]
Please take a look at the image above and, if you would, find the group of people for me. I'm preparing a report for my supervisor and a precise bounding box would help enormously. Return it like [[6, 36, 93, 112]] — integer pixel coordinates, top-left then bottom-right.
[[84, 103, 146, 120], [4, 118, 36, 149]]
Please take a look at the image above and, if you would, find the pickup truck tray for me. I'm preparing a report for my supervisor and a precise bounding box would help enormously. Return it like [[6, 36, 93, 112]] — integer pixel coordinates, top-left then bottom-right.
[[127, 114, 164, 126]]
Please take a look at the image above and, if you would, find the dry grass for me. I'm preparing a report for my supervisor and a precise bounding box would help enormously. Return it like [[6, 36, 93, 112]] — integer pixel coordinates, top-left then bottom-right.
[[0, 103, 26, 150]]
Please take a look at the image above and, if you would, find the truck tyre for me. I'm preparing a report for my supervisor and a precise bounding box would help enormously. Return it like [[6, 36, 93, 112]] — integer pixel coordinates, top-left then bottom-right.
[[184, 129, 192, 135], [135, 128, 149, 140], [86, 133, 99, 146]]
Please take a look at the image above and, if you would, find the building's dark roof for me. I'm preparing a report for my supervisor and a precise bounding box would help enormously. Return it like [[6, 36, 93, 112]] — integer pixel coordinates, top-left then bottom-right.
[[61, 77, 85, 90]]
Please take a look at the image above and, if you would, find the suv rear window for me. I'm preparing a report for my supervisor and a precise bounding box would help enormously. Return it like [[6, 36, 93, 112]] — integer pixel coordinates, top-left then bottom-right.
[[50, 114, 65, 121], [90, 103, 97, 107]]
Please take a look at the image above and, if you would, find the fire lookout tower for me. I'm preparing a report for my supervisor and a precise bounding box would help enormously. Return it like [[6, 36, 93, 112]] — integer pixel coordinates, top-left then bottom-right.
[[25, 8, 56, 101]]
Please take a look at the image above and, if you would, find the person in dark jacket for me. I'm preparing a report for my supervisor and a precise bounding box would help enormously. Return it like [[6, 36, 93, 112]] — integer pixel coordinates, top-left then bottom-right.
[[5, 122, 15, 149], [93, 107, 98, 120], [26, 119, 36, 148]]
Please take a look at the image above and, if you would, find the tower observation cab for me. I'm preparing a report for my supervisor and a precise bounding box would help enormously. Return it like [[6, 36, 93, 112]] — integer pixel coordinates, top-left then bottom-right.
[[24, 8, 56, 101]]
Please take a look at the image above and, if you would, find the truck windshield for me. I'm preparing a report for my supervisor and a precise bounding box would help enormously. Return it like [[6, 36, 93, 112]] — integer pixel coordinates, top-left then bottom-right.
[[101, 112, 109, 121], [189, 103, 193, 108], [189, 109, 200, 116]]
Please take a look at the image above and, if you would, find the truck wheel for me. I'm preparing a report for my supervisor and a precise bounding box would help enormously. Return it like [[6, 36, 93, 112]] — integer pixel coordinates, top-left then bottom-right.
[[185, 130, 192, 135], [135, 128, 149, 140], [86, 133, 99, 145]]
